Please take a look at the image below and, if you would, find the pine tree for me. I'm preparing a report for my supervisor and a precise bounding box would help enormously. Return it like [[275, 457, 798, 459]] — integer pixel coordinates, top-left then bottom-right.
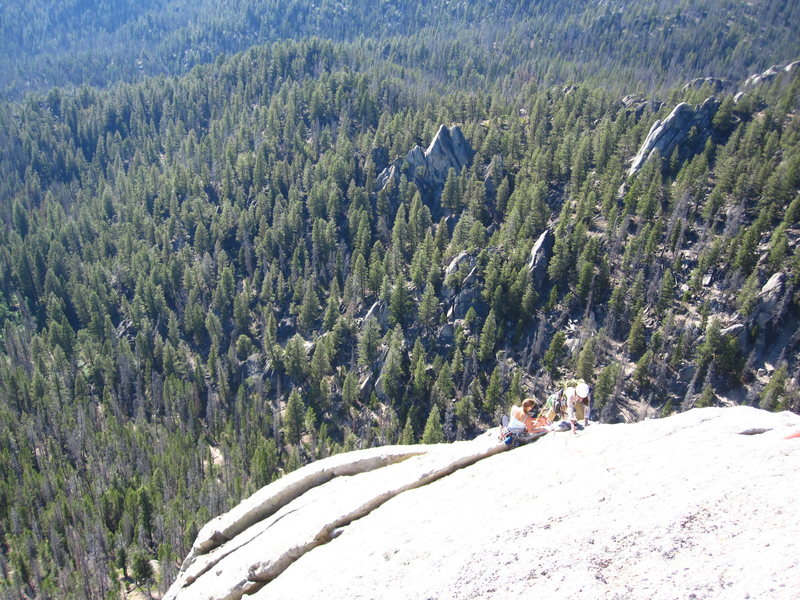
[[382, 326, 407, 403], [411, 341, 429, 402], [478, 310, 497, 362], [484, 366, 502, 413], [283, 389, 305, 445], [357, 317, 381, 368], [388, 280, 410, 327], [251, 439, 279, 488], [298, 280, 320, 333], [401, 415, 416, 445], [543, 331, 566, 379], [657, 268, 675, 314], [421, 405, 444, 444], [418, 284, 438, 328], [627, 309, 646, 358], [576, 337, 596, 383], [130, 549, 153, 586], [342, 370, 359, 411]]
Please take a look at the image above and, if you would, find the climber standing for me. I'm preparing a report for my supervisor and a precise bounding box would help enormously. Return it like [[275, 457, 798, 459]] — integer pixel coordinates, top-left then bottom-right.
[[566, 382, 591, 435], [544, 381, 591, 433]]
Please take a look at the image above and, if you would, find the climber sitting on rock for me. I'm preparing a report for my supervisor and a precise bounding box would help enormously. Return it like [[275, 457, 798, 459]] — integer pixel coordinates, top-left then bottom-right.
[[507, 397, 536, 434]]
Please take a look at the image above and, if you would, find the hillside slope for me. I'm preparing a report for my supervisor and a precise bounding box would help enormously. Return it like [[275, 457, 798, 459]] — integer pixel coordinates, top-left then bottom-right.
[[2, 0, 799, 98], [1, 14, 800, 600], [167, 406, 800, 600]]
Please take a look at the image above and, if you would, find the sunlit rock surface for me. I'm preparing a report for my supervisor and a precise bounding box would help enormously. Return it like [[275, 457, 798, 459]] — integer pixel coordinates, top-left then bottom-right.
[[168, 407, 800, 600]]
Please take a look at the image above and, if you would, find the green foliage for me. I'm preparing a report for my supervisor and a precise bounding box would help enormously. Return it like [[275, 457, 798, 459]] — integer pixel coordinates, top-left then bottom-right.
[[576, 338, 596, 384], [633, 350, 654, 388], [695, 318, 743, 382], [130, 549, 153, 586], [760, 365, 789, 411], [389, 281, 411, 328], [484, 366, 503, 413], [283, 389, 306, 445], [696, 383, 717, 408], [358, 318, 381, 368], [0, 11, 798, 597], [627, 309, 647, 358], [478, 310, 498, 363], [543, 331, 567, 379], [251, 439, 279, 488], [401, 415, 416, 445], [421, 405, 444, 444], [594, 363, 621, 412]]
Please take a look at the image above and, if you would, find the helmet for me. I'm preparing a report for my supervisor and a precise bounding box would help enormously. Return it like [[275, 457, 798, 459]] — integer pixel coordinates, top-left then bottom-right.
[[576, 382, 590, 398]]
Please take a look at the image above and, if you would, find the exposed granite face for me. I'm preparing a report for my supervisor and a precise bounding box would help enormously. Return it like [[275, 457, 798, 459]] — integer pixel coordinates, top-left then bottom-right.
[[627, 96, 719, 177], [375, 124, 475, 213], [527, 228, 555, 288], [681, 77, 731, 93], [164, 434, 509, 600], [754, 272, 788, 329], [743, 60, 800, 88], [621, 95, 665, 120], [166, 408, 800, 600], [422, 125, 473, 184]]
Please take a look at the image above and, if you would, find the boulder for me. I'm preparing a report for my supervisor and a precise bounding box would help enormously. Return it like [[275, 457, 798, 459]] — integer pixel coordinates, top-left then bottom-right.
[[424, 125, 473, 183], [760, 272, 785, 298], [460, 265, 480, 290], [527, 228, 556, 287], [373, 373, 386, 401], [436, 322, 455, 344], [720, 323, 747, 345], [621, 95, 665, 120], [363, 300, 388, 328], [359, 372, 373, 401], [755, 272, 786, 328], [374, 164, 398, 193], [627, 96, 719, 177], [442, 251, 477, 299], [448, 284, 481, 321]]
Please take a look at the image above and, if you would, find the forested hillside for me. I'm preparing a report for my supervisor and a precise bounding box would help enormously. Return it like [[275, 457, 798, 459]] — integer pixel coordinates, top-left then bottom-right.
[[1, 2, 799, 599], [3, 0, 800, 98]]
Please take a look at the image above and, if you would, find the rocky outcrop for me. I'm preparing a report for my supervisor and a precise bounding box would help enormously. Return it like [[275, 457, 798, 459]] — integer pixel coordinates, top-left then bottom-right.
[[527, 228, 555, 288], [621, 95, 664, 120], [754, 272, 787, 328], [720, 322, 746, 345], [441, 251, 487, 321], [168, 407, 800, 600], [376, 125, 474, 212], [483, 154, 506, 200], [627, 96, 719, 177], [165, 434, 513, 600], [681, 77, 731, 93], [447, 266, 481, 321], [743, 60, 800, 88], [444, 250, 476, 280], [362, 299, 388, 329]]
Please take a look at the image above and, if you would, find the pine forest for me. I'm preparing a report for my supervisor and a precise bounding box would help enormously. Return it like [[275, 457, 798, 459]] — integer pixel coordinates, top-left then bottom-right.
[[1, 1, 799, 598]]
